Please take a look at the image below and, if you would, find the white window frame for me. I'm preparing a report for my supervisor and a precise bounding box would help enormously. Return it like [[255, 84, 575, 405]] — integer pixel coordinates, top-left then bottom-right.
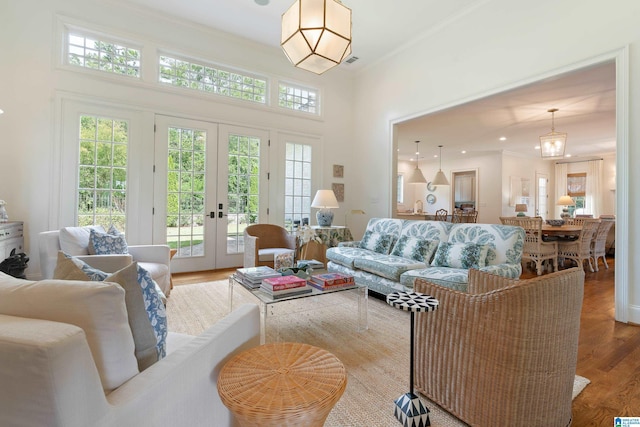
[[158, 53, 268, 105], [278, 81, 320, 115], [61, 23, 142, 79]]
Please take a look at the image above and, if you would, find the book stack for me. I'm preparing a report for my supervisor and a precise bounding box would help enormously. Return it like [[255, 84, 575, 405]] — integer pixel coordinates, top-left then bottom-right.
[[235, 266, 281, 289], [260, 275, 313, 299], [308, 272, 355, 291]]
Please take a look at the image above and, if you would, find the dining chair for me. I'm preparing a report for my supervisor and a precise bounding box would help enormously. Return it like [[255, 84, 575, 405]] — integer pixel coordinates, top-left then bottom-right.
[[499, 216, 520, 226], [590, 219, 615, 271], [565, 217, 590, 226], [435, 209, 448, 222], [519, 217, 558, 275], [557, 219, 601, 272], [452, 209, 463, 223]]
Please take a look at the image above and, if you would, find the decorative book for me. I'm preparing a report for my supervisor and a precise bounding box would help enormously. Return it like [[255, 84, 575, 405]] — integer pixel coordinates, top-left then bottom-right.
[[309, 272, 355, 289], [261, 275, 308, 291]]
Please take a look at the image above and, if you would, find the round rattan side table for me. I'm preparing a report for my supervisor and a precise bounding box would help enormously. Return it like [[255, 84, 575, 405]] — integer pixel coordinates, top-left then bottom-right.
[[217, 342, 347, 426]]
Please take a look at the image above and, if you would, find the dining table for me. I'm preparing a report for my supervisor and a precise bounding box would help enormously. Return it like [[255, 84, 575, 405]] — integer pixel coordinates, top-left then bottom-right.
[[541, 224, 583, 237]]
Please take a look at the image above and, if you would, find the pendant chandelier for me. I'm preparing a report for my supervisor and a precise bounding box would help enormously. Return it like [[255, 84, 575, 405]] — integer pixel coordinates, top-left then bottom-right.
[[432, 145, 450, 186], [539, 108, 567, 158], [281, 0, 352, 75], [407, 141, 427, 184]]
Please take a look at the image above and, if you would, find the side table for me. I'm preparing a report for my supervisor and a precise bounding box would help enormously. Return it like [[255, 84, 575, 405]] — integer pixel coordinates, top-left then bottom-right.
[[217, 342, 347, 426], [387, 291, 439, 427]]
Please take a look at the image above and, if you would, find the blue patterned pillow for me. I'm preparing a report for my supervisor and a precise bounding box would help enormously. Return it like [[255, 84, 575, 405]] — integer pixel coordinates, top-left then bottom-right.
[[59, 254, 167, 363], [136, 265, 168, 359], [89, 228, 128, 255], [359, 231, 395, 254], [65, 253, 110, 280], [431, 242, 490, 269], [391, 236, 439, 263]]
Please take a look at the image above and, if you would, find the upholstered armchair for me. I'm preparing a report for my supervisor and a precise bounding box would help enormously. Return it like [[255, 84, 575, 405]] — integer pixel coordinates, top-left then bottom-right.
[[414, 267, 584, 427], [39, 227, 172, 295], [243, 224, 297, 268]]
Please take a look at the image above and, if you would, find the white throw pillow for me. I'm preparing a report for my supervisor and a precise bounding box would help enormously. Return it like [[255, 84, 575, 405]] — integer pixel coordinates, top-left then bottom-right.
[[58, 225, 105, 256], [0, 272, 138, 392]]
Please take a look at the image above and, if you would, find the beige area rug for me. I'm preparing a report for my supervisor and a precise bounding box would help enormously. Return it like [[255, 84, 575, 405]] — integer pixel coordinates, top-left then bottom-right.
[[166, 280, 590, 426]]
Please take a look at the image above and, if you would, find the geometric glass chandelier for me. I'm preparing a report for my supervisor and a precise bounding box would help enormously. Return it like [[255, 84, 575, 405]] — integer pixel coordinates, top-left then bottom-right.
[[539, 108, 567, 158], [281, 0, 352, 75]]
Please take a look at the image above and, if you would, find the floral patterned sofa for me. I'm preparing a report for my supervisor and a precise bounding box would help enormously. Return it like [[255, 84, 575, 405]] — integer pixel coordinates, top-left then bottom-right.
[[326, 218, 524, 296]]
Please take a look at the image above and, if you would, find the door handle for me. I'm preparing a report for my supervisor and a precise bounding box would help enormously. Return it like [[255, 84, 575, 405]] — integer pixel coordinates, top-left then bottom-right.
[[209, 212, 215, 219]]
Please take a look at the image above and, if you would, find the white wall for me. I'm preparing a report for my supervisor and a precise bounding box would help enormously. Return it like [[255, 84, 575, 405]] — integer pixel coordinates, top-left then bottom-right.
[[0, 0, 354, 276], [352, 0, 639, 322]]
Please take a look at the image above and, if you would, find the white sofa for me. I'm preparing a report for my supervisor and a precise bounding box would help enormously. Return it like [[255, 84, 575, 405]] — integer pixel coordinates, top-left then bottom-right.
[[0, 272, 260, 427], [39, 228, 172, 296]]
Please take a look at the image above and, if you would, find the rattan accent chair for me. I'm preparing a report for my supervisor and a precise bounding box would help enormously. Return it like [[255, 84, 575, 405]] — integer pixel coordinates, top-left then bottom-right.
[[414, 267, 585, 427], [243, 224, 297, 268], [434, 209, 448, 221], [499, 216, 557, 275], [590, 218, 615, 271], [557, 218, 601, 272]]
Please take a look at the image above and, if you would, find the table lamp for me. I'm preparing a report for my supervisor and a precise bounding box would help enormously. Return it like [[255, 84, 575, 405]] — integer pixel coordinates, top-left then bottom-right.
[[556, 195, 575, 219], [515, 204, 528, 217], [311, 189, 340, 226]]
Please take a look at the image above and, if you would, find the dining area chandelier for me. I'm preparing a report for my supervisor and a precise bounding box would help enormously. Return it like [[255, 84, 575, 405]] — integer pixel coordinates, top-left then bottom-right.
[[539, 108, 567, 158]]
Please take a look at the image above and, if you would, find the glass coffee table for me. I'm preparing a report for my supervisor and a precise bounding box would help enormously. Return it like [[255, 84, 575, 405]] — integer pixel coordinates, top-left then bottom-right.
[[229, 274, 368, 344]]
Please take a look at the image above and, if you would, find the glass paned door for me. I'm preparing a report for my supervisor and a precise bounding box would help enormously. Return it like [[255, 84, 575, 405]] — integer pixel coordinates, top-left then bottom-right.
[[154, 116, 218, 273], [217, 125, 270, 268], [536, 173, 549, 219]]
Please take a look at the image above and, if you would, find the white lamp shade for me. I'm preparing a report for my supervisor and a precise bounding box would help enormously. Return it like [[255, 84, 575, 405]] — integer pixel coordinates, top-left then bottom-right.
[[556, 195, 575, 206], [311, 189, 339, 208], [281, 0, 352, 74], [407, 167, 427, 184], [432, 170, 450, 186]]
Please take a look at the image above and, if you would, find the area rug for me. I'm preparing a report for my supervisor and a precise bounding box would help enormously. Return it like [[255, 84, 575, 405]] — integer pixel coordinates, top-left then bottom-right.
[[166, 280, 590, 426]]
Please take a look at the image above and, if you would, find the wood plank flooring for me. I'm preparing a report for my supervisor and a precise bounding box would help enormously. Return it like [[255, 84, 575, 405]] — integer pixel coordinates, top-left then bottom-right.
[[172, 256, 639, 424]]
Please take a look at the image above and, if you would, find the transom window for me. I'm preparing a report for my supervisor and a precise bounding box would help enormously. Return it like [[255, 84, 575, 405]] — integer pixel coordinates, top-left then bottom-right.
[[77, 115, 128, 231], [284, 143, 312, 229], [279, 83, 318, 114], [159, 55, 267, 104], [67, 32, 141, 78]]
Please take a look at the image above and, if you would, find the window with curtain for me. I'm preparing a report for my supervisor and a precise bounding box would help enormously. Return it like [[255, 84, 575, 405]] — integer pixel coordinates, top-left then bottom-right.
[[567, 172, 586, 216]]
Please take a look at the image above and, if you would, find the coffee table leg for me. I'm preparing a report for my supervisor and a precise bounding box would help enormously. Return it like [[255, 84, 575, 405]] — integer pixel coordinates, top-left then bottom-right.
[[228, 276, 234, 313], [357, 286, 369, 331]]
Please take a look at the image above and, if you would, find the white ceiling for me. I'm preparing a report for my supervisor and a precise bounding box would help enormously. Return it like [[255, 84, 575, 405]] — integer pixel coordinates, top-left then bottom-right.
[[116, 0, 616, 160], [397, 61, 616, 162]]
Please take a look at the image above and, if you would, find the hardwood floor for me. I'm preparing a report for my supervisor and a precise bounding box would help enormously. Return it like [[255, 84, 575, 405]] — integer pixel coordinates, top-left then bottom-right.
[[172, 256, 639, 424]]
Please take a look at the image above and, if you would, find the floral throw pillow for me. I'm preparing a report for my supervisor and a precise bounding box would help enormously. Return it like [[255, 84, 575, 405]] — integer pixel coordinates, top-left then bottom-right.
[[431, 242, 490, 269], [89, 228, 128, 255], [359, 231, 395, 254], [391, 236, 439, 263]]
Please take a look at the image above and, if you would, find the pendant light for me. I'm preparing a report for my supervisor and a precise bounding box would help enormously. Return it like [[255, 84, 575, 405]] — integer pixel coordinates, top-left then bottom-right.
[[281, 0, 352, 75], [539, 108, 567, 158], [432, 145, 450, 186], [407, 141, 427, 184]]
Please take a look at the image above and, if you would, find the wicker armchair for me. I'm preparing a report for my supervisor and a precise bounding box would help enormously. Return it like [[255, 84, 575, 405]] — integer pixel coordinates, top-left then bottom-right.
[[414, 268, 585, 427], [243, 224, 297, 268]]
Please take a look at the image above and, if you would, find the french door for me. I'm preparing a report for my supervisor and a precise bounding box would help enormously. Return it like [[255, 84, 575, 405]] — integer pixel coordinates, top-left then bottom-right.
[[154, 116, 269, 272], [536, 172, 549, 219]]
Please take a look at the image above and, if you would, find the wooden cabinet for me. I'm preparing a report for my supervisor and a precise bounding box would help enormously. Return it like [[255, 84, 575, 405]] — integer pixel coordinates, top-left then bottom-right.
[[0, 221, 24, 259]]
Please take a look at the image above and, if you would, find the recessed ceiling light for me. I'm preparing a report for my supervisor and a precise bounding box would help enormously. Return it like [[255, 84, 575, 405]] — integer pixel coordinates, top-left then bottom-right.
[[565, 154, 572, 158], [534, 145, 541, 150], [499, 137, 507, 141], [461, 150, 467, 154], [255, 0, 269, 5]]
